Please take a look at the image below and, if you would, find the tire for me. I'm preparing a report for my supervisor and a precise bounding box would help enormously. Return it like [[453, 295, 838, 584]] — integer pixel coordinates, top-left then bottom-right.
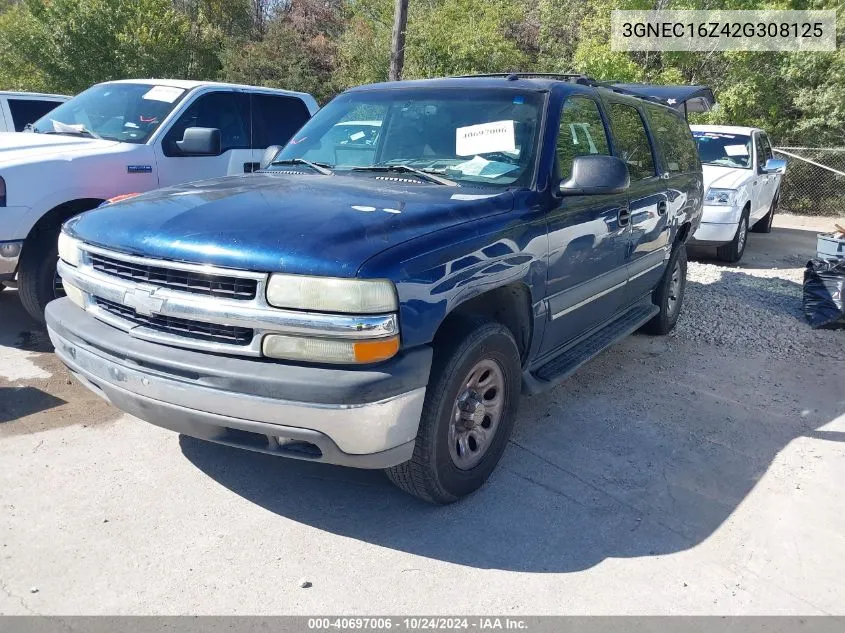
[[17, 224, 63, 324], [385, 317, 522, 504], [642, 243, 687, 336], [752, 192, 778, 234], [716, 210, 749, 263]]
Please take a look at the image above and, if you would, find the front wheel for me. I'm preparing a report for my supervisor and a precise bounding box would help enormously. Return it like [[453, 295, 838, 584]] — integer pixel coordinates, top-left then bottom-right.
[[642, 244, 687, 335], [17, 225, 63, 324], [717, 211, 749, 263], [385, 318, 521, 504]]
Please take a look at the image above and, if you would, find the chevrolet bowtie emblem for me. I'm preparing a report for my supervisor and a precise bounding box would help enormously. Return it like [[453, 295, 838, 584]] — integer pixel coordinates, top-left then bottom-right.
[[123, 287, 165, 316]]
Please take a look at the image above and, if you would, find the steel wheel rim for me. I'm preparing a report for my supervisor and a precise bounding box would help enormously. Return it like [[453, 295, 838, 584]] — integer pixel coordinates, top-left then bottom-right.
[[667, 260, 682, 316], [448, 358, 505, 470], [737, 217, 748, 252]]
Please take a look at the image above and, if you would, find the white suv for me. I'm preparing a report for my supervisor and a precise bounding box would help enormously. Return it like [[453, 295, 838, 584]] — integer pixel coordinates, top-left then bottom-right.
[[0, 91, 69, 133], [0, 79, 318, 320], [689, 124, 786, 262]]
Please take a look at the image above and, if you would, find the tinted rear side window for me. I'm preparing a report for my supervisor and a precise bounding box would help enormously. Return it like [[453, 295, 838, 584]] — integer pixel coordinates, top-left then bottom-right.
[[8, 99, 63, 131], [645, 104, 699, 174], [251, 94, 311, 149], [607, 102, 656, 181]]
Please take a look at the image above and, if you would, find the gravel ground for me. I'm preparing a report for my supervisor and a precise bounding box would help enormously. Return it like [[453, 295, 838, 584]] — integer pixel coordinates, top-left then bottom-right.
[[1, 213, 844, 615], [676, 259, 845, 360]]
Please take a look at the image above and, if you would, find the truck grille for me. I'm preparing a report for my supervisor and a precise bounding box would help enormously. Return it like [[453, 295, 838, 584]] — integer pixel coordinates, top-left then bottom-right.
[[90, 252, 257, 300], [94, 297, 254, 346]]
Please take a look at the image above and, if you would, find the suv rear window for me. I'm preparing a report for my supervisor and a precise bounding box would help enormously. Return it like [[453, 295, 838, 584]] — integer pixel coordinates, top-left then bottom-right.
[[8, 98, 62, 132], [644, 104, 699, 174]]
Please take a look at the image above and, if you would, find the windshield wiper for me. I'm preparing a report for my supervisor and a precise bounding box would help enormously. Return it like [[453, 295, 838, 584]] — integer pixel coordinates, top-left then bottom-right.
[[270, 158, 334, 175], [352, 165, 458, 187]]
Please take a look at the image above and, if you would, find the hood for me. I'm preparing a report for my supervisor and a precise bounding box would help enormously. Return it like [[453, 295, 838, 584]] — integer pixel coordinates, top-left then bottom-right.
[[0, 132, 121, 167], [702, 165, 753, 192], [66, 173, 515, 277]]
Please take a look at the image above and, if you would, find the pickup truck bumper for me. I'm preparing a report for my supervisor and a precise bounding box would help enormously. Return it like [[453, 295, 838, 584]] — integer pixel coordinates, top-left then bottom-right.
[[46, 298, 431, 469], [0, 240, 23, 280], [689, 221, 739, 246]]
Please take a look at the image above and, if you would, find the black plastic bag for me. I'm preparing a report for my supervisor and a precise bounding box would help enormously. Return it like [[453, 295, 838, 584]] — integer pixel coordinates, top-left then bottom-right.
[[803, 259, 845, 330]]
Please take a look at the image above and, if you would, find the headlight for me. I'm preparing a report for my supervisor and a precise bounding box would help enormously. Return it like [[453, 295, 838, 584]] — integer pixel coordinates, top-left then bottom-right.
[[704, 188, 738, 206], [58, 231, 81, 267], [262, 334, 400, 364], [266, 274, 398, 313]]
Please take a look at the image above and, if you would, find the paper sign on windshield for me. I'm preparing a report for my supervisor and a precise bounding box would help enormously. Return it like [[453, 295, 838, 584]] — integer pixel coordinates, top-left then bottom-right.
[[724, 144, 749, 156], [456, 120, 516, 157], [143, 86, 185, 103]]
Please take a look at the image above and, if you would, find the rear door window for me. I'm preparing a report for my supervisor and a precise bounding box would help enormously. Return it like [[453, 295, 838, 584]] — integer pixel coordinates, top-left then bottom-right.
[[644, 104, 699, 174], [251, 94, 311, 149], [556, 95, 611, 180], [607, 102, 656, 181], [7, 98, 63, 132]]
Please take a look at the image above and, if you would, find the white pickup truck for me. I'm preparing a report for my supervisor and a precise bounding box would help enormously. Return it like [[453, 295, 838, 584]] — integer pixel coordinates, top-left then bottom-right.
[[0, 91, 69, 133], [689, 124, 787, 262], [0, 79, 318, 320]]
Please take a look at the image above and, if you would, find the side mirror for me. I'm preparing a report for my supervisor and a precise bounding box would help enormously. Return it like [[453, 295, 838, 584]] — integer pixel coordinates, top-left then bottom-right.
[[176, 127, 221, 156], [559, 155, 630, 196], [260, 145, 282, 170], [763, 158, 787, 174]]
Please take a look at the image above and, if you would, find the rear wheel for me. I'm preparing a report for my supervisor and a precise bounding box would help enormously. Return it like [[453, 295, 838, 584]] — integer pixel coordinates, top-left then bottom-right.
[[18, 224, 63, 323], [385, 317, 521, 504], [642, 243, 687, 335], [717, 210, 749, 263]]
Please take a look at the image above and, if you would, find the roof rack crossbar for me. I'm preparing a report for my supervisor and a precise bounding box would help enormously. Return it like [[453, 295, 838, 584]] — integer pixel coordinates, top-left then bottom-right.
[[453, 73, 684, 108]]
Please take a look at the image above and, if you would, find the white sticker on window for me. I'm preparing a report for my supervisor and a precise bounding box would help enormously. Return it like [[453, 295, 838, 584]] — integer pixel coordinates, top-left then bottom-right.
[[456, 120, 516, 157], [349, 131, 366, 141], [724, 144, 749, 156], [142, 86, 185, 103]]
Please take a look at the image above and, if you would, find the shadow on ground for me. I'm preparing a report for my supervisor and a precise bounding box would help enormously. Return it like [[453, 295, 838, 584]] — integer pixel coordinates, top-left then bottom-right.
[[690, 224, 823, 269]]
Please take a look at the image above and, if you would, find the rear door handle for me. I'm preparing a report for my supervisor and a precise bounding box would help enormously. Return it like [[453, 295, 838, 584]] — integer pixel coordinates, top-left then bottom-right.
[[657, 200, 667, 215], [618, 206, 631, 226]]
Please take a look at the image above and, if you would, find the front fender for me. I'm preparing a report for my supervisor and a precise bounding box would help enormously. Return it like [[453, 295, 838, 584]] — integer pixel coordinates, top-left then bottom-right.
[[358, 193, 549, 349]]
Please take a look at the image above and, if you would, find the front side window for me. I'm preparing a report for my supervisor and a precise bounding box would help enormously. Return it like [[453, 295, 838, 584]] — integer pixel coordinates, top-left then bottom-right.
[[31, 83, 187, 143], [8, 99, 63, 132], [693, 131, 752, 169], [760, 134, 774, 161], [276, 88, 545, 188], [556, 96, 611, 180], [162, 92, 250, 157], [608, 102, 656, 181]]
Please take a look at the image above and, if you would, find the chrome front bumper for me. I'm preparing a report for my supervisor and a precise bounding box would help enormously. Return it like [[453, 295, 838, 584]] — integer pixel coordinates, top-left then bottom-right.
[[46, 299, 430, 468], [690, 221, 740, 245]]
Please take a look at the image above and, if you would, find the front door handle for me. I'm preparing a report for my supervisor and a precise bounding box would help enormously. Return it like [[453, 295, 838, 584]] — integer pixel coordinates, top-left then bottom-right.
[[618, 206, 631, 227], [657, 200, 667, 215]]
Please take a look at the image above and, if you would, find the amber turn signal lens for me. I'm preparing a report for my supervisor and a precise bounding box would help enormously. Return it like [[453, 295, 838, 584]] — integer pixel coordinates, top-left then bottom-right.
[[352, 336, 400, 363]]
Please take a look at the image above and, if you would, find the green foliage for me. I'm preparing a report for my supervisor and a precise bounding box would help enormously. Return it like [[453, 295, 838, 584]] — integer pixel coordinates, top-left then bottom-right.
[[0, 0, 842, 148]]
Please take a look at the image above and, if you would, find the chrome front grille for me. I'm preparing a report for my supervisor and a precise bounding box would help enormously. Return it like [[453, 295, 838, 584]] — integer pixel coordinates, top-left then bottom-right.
[[57, 243, 399, 358], [90, 252, 257, 300], [94, 296, 254, 346]]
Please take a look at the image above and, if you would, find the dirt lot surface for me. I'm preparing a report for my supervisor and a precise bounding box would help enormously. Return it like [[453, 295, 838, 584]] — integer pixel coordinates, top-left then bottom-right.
[[1, 214, 844, 615]]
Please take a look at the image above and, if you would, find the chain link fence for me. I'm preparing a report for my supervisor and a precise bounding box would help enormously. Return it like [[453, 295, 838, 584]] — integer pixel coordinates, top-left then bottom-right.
[[772, 146, 845, 216]]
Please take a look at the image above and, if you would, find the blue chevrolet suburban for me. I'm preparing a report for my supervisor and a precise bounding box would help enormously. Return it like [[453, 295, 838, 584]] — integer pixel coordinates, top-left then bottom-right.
[[46, 74, 703, 503]]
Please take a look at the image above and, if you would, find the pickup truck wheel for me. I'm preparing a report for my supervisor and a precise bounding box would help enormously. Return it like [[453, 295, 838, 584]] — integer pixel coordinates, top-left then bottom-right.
[[17, 225, 62, 324], [642, 243, 687, 335], [717, 211, 749, 263], [385, 318, 521, 504], [752, 193, 778, 234]]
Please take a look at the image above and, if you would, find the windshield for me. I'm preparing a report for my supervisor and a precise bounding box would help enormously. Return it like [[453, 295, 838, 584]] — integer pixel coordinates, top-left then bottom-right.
[[275, 88, 545, 187], [693, 131, 752, 169], [30, 83, 187, 143]]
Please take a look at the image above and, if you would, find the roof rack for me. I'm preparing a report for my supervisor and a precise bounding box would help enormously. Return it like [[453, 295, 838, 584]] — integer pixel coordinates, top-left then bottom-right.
[[455, 73, 673, 105]]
